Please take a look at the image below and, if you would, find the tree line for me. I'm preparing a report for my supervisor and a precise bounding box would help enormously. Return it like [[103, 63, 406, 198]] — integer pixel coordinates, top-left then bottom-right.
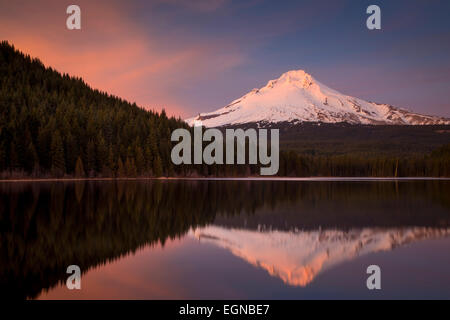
[[0, 41, 186, 178], [1, 41, 449, 178], [276, 146, 450, 177]]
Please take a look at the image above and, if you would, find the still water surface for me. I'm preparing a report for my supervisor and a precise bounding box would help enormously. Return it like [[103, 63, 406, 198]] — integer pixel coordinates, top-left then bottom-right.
[[0, 179, 449, 299]]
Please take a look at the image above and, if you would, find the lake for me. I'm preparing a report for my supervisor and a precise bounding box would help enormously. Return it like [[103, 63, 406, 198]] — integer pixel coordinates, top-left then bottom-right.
[[1, 179, 449, 299]]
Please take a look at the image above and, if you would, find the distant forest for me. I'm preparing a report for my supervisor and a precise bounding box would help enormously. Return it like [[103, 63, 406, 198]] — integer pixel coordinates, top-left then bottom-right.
[[1, 41, 449, 178]]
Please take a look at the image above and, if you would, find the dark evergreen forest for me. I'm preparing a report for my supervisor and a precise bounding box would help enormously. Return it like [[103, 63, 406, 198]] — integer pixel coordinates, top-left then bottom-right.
[[0, 41, 185, 178], [1, 41, 449, 178]]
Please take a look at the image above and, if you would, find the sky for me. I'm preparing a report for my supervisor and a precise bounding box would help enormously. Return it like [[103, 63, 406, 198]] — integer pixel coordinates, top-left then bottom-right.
[[1, 0, 450, 118]]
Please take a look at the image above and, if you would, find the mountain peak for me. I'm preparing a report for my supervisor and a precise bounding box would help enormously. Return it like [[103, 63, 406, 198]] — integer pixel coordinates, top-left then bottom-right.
[[279, 69, 312, 81], [187, 70, 450, 127], [266, 69, 315, 89]]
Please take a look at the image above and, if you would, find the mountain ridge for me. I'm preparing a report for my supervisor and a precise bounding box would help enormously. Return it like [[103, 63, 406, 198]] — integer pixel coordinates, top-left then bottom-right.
[[186, 70, 450, 127]]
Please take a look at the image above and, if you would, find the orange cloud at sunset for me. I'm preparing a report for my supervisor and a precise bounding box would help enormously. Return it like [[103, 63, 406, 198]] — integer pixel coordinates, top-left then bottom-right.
[[0, 0, 244, 117]]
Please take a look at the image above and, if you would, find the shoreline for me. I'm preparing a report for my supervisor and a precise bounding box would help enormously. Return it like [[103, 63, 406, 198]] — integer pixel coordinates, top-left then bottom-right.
[[1, 176, 450, 183]]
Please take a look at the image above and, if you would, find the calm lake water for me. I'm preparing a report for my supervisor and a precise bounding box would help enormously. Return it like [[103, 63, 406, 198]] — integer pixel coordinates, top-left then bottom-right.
[[1, 179, 449, 299]]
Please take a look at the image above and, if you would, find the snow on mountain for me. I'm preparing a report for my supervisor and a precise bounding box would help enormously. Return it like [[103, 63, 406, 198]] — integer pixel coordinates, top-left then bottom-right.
[[192, 226, 450, 286], [186, 70, 450, 127]]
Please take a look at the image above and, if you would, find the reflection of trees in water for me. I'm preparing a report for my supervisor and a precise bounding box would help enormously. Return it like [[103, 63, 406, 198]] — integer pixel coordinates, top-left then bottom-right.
[[0, 181, 213, 299], [0, 180, 449, 299], [214, 180, 450, 230]]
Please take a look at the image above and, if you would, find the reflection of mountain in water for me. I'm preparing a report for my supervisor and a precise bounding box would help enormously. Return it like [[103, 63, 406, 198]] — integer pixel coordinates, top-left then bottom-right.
[[0, 180, 449, 298], [193, 226, 450, 286]]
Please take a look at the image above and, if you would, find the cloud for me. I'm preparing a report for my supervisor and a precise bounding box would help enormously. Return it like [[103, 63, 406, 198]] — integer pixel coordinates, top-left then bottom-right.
[[0, 0, 246, 117], [155, 0, 229, 12]]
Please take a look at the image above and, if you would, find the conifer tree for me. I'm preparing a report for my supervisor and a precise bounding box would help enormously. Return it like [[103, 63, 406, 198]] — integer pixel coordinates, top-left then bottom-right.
[[0, 142, 5, 172], [50, 130, 65, 176], [125, 157, 137, 177], [144, 145, 152, 174], [96, 134, 108, 174], [153, 153, 163, 177], [86, 139, 96, 177], [75, 156, 85, 177], [117, 158, 125, 178], [135, 146, 145, 175], [25, 142, 39, 173], [107, 146, 116, 176]]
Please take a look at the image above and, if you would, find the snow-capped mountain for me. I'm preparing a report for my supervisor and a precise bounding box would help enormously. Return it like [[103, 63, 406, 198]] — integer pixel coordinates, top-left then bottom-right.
[[186, 70, 450, 127], [192, 226, 450, 286]]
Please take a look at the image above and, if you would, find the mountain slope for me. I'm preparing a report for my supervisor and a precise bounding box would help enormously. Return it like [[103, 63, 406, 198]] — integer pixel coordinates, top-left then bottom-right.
[[186, 70, 450, 127], [0, 41, 185, 177]]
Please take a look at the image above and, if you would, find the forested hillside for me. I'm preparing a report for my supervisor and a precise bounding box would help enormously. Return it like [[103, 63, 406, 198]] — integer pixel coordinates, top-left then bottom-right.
[[0, 41, 449, 178], [0, 41, 186, 178]]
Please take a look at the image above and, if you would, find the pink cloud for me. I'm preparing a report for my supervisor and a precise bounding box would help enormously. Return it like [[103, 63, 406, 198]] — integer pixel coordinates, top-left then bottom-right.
[[155, 0, 229, 12], [0, 0, 245, 117]]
